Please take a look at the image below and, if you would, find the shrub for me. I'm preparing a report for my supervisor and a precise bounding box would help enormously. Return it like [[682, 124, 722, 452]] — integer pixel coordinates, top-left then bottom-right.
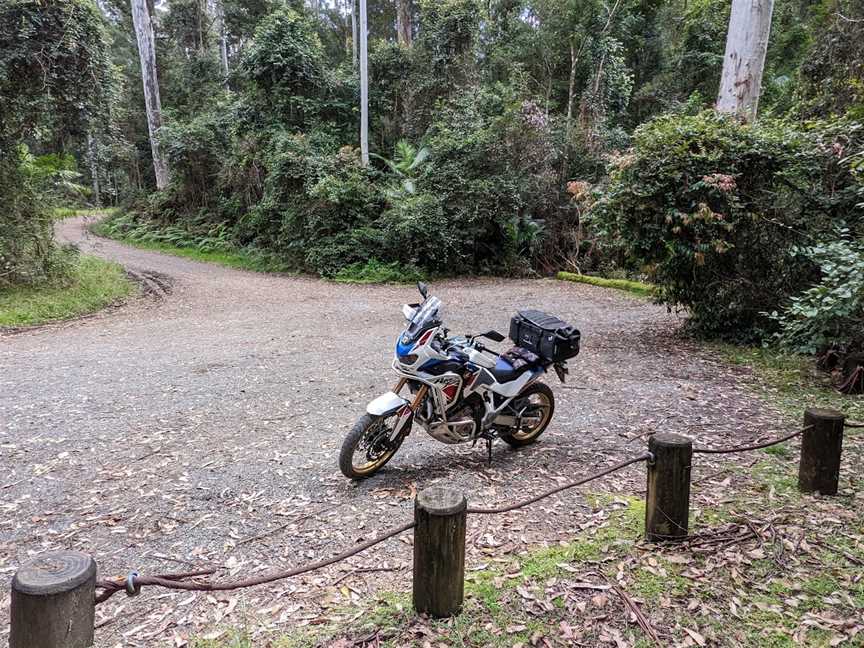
[[0, 148, 77, 288], [412, 85, 561, 274], [770, 239, 864, 354], [159, 109, 233, 213], [591, 111, 863, 340]]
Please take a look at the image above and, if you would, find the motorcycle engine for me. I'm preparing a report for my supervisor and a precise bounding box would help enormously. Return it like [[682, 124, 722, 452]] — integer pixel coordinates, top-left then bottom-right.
[[426, 397, 484, 444]]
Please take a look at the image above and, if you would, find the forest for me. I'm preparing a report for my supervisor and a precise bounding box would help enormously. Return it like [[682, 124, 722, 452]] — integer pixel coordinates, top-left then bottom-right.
[[1, 0, 863, 354]]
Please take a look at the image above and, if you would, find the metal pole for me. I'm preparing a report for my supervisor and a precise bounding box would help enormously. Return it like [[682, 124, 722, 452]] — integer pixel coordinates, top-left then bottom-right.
[[359, 0, 369, 165]]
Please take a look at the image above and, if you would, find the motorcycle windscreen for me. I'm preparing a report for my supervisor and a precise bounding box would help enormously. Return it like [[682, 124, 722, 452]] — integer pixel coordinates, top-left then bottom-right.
[[402, 296, 442, 344]]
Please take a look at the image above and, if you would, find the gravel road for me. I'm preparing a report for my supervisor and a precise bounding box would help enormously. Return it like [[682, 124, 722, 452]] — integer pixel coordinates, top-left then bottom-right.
[[0, 217, 783, 646]]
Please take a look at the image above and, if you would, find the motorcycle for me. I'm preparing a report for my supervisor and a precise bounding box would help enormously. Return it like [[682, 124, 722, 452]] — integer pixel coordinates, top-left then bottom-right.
[[339, 282, 581, 479]]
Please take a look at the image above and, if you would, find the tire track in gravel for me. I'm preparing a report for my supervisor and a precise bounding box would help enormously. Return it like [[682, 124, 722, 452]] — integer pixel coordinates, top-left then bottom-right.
[[0, 216, 783, 645]]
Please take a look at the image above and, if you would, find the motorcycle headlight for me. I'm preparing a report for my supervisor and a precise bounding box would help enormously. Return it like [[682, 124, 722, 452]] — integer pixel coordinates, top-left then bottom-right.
[[399, 354, 418, 365]]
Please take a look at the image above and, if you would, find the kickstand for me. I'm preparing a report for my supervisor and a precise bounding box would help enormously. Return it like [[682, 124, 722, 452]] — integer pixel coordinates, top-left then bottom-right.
[[485, 437, 493, 467]]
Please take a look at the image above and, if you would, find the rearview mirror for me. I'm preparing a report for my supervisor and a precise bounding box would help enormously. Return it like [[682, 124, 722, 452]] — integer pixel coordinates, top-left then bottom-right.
[[417, 281, 429, 299]]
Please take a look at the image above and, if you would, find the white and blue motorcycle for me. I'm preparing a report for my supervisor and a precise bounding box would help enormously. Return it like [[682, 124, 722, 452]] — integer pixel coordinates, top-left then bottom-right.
[[339, 283, 581, 479]]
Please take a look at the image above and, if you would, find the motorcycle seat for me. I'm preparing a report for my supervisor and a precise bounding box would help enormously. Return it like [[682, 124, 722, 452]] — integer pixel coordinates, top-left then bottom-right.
[[490, 350, 539, 383]]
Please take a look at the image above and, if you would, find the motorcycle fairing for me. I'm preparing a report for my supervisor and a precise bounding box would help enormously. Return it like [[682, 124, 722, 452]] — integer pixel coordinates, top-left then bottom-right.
[[367, 391, 409, 416]]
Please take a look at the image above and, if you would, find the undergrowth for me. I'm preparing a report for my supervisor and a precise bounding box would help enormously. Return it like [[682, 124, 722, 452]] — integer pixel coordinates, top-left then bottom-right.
[[92, 212, 290, 274], [333, 259, 425, 284]]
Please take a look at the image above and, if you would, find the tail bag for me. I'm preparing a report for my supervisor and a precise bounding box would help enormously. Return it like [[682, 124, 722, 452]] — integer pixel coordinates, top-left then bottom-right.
[[508, 310, 581, 363]]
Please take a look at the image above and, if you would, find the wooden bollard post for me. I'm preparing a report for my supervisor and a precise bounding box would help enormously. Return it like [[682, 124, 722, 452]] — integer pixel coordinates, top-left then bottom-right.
[[412, 486, 467, 618], [645, 433, 692, 542], [798, 407, 845, 495], [10, 550, 97, 648]]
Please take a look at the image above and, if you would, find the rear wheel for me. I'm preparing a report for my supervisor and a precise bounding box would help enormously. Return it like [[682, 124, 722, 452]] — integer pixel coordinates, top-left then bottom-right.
[[499, 382, 555, 448], [339, 412, 408, 479]]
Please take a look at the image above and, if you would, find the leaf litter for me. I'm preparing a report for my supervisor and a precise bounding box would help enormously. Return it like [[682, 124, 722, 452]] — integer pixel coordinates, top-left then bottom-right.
[[1, 234, 862, 646]]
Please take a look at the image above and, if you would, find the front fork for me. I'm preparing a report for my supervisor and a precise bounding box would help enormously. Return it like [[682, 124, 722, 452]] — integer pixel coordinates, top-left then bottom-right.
[[389, 378, 428, 441]]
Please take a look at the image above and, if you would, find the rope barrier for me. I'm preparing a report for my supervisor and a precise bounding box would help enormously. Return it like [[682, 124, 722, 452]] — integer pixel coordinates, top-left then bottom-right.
[[466, 453, 652, 515], [692, 425, 812, 455], [95, 521, 415, 604], [91, 418, 840, 604], [845, 421, 864, 429], [95, 454, 652, 602]]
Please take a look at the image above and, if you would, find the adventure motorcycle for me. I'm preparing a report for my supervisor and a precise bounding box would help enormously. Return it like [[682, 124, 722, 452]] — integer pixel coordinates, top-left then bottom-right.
[[339, 282, 581, 479]]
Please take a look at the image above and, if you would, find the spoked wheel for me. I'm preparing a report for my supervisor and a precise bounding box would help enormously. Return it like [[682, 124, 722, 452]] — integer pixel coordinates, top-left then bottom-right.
[[339, 412, 408, 479], [500, 382, 555, 448]]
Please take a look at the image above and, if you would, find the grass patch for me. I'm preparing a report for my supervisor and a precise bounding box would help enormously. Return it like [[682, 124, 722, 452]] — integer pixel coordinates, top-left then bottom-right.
[[333, 259, 425, 284], [0, 255, 133, 327], [51, 206, 114, 220], [556, 271, 654, 297], [715, 344, 864, 422]]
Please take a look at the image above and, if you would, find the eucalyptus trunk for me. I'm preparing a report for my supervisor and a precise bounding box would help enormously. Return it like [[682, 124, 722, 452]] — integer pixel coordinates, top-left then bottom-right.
[[396, 0, 412, 46], [131, 0, 169, 189], [359, 0, 369, 165], [716, 0, 774, 122], [351, 0, 358, 69], [86, 132, 100, 207], [214, 0, 229, 77]]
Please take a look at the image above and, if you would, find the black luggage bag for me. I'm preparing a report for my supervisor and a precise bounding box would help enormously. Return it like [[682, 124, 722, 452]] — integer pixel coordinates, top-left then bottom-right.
[[508, 310, 581, 363]]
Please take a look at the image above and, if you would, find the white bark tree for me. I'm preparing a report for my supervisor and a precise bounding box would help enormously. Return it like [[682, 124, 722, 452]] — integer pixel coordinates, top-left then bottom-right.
[[131, 0, 170, 189], [350, 0, 358, 68], [396, 0, 412, 46], [359, 0, 369, 165], [86, 131, 101, 206], [716, 0, 774, 122], [213, 0, 229, 77]]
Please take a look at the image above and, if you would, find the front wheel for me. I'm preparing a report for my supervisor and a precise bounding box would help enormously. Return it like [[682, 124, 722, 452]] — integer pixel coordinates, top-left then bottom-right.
[[339, 412, 408, 479], [499, 382, 555, 448]]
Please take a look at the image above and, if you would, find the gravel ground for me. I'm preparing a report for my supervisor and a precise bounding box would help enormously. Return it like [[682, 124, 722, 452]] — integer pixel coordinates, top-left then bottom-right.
[[0, 217, 787, 646]]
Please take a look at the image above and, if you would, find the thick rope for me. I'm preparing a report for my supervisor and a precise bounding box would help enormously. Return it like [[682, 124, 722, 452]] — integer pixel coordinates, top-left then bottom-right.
[[95, 521, 415, 604], [466, 453, 652, 515], [692, 426, 812, 455]]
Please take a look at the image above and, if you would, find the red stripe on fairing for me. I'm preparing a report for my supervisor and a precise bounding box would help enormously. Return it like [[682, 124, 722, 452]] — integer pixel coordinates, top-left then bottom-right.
[[417, 329, 435, 346]]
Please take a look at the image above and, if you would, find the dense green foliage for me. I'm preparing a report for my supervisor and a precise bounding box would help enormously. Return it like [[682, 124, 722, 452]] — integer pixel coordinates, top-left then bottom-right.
[[592, 112, 864, 340], [5, 0, 864, 351], [769, 239, 864, 353], [0, 0, 112, 288]]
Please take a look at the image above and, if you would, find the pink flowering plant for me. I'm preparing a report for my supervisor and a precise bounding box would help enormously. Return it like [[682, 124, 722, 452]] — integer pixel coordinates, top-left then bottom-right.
[[591, 111, 864, 340]]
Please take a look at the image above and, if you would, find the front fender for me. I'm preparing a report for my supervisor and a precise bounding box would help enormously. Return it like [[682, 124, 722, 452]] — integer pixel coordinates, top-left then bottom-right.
[[367, 391, 409, 417]]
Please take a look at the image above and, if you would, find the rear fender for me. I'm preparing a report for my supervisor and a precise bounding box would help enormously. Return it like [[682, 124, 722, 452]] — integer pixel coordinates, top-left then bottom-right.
[[366, 391, 409, 417]]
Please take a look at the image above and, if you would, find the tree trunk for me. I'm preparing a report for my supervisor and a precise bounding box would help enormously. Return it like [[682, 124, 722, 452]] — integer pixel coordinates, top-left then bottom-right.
[[131, 0, 170, 189], [396, 0, 412, 46], [86, 132, 100, 207], [560, 38, 580, 181], [351, 0, 358, 69], [359, 0, 369, 165], [716, 0, 774, 122], [214, 0, 229, 77]]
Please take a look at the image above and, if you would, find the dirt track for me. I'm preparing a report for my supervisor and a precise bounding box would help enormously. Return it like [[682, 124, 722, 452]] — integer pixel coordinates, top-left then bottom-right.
[[0, 217, 785, 646]]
